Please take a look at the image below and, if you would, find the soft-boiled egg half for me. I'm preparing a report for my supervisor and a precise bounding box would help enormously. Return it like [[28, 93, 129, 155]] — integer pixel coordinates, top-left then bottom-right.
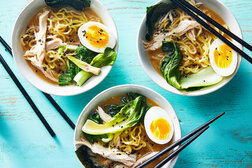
[[78, 22, 116, 53], [144, 106, 174, 144], [209, 38, 238, 76]]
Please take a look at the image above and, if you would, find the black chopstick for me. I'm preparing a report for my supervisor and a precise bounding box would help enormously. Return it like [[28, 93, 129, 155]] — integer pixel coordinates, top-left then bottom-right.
[[137, 112, 225, 168], [0, 36, 75, 129], [43, 93, 75, 129], [0, 53, 56, 137], [171, 0, 252, 64], [155, 126, 209, 168], [177, 0, 252, 52]]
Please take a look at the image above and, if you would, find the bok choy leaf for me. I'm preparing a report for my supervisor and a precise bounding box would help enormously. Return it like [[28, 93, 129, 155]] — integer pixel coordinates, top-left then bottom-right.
[[74, 47, 117, 86], [45, 0, 90, 11], [146, 0, 176, 40], [161, 41, 183, 89], [82, 96, 146, 135], [67, 56, 101, 75]]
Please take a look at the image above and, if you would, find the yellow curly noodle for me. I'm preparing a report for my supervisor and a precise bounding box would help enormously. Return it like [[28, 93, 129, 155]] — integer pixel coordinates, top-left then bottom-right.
[[20, 7, 100, 80], [109, 123, 147, 154], [153, 0, 227, 76], [47, 7, 88, 42]]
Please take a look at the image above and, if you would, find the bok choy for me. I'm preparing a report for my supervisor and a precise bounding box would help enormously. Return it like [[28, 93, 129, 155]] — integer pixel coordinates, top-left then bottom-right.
[[82, 96, 147, 135], [45, 0, 90, 11], [161, 41, 183, 89], [74, 47, 117, 86], [67, 56, 101, 75], [145, 0, 176, 40]]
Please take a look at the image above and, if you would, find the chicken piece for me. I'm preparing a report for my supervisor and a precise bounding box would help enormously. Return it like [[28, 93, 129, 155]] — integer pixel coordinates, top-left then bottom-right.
[[46, 38, 65, 51], [24, 10, 49, 65], [188, 28, 196, 41], [144, 19, 200, 51], [34, 65, 59, 82], [75, 138, 137, 167], [24, 10, 59, 82], [96, 106, 112, 123]]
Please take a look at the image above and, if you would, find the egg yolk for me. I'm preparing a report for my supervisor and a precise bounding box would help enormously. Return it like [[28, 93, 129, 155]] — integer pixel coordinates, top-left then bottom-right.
[[214, 44, 232, 68], [150, 118, 170, 140], [84, 25, 109, 48]]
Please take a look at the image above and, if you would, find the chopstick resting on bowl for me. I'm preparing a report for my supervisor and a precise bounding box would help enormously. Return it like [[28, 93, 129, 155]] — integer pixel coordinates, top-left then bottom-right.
[[0, 36, 75, 129], [0, 53, 56, 137], [137, 112, 225, 168], [170, 0, 252, 63]]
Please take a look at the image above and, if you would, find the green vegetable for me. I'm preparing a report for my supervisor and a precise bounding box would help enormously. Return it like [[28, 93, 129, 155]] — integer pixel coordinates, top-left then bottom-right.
[[58, 46, 79, 86], [127, 92, 141, 101], [90, 47, 117, 67], [121, 96, 128, 105], [162, 41, 175, 52], [104, 92, 142, 117], [104, 104, 124, 117], [82, 96, 146, 135], [45, 0, 90, 11], [58, 45, 97, 86], [67, 56, 101, 75], [58, 61, 76, 86], [180, 67, 223, 89], [101, 134, 113, 143], [84, 113, 113, 143], [87, 113, 103, 124], [76, 46, 97, 64], [73, 70, 93, 86], [161, 41, 183, 89], [83, 133, 109, 144], [74, 47, 117, 86], [146, 0, 176, 40]]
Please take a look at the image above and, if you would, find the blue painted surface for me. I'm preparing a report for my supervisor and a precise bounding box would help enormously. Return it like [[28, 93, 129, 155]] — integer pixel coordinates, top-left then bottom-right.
[[0, 0, 251, 167]]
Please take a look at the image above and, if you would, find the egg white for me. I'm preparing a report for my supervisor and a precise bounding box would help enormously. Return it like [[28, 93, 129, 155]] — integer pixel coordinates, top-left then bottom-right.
[[209, 39, 238, 76], [78, 21, 116, 53], [144, 106, 174, 144]]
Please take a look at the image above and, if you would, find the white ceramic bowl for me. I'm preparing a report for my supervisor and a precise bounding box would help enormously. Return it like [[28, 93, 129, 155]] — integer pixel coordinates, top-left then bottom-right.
[[137, 0, 242, 96], [12, 0, 118, 96], [74, 84, 181, 168]]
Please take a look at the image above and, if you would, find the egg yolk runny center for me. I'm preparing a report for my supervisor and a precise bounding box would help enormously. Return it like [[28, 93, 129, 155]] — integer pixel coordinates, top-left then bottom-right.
[[85, 25, 109, 48], [214, 44, 232, 68], [150, 118, 170, 140]]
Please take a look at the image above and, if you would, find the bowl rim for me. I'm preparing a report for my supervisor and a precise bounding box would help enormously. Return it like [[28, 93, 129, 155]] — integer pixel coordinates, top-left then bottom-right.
[[137, 0, 242, 96], [11, 0, 119, 96], [74, 84, 182, 168]]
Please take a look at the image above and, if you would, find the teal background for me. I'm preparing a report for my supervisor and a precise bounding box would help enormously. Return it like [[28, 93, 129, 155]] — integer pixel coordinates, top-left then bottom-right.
[[0, 0, 251, 167]]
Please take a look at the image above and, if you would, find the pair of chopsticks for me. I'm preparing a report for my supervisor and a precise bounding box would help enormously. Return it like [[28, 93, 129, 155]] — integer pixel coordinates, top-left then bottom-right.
[[170, 0, 252, 63], [137, 112, 225, 168], [0, 36, 75, 137]]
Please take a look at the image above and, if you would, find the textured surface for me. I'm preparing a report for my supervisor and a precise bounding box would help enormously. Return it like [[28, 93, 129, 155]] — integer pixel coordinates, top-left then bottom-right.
[[0, 0, 251, 167]]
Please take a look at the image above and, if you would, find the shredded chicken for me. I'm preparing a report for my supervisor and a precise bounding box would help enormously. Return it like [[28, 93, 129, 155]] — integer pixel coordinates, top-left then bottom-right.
[[144, 19, 200, 51], [24, 10, 58, 82], [75, 138, 137, 167], [46, 38, 65, 51], [188, 28, 197, 41], [96, 106, 112, 123]]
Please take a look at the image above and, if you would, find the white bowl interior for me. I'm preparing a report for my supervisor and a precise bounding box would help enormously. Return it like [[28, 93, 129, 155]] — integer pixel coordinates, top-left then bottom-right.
[[137, 0, 242, 96], [12, 0, 118, 96], [74, 84, 182, 168]]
